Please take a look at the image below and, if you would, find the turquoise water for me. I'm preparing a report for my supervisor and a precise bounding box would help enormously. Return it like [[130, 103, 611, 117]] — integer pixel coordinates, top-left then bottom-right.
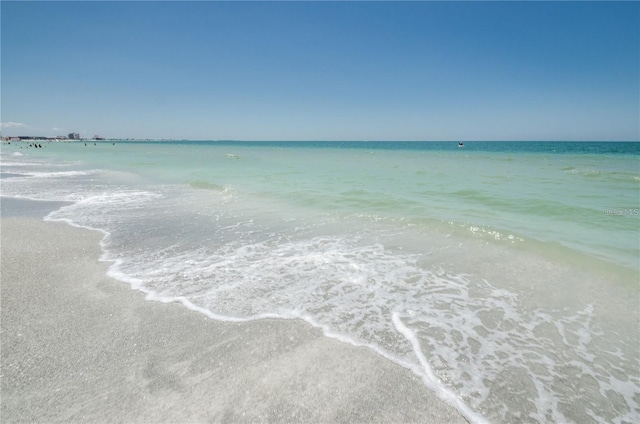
[[2, 140, 639, 423]]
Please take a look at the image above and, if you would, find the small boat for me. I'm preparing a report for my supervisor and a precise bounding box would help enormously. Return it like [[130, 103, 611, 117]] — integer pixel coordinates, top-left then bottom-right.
[[458, 142, 464, 147]]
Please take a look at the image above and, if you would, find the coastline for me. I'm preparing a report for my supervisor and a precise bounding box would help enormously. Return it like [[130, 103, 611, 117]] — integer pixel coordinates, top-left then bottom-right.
[[0, 202, 467, 422]]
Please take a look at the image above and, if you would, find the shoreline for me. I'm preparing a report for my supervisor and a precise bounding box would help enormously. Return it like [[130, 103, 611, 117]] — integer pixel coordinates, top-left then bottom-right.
[[0, 210, 467, 422]]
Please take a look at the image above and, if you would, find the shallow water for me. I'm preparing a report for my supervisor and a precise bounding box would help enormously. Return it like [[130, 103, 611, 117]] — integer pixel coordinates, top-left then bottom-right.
[[1, 140, 638, 423]]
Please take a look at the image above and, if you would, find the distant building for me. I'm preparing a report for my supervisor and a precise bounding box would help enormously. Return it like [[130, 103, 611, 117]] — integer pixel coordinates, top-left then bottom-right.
[[68, 132, 80, 140]]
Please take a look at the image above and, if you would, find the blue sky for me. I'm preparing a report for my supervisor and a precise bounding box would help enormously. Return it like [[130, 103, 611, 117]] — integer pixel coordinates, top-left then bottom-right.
[[1, 1, 638, 141]]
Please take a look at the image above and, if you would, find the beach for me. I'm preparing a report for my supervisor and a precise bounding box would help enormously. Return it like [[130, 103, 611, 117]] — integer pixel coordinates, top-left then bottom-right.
[[1, 141, 638, 423], [0, 201, 467, 423]]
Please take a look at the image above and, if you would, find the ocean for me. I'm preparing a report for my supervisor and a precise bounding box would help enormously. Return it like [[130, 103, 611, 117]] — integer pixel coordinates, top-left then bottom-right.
[[1, 140, 638, 423]]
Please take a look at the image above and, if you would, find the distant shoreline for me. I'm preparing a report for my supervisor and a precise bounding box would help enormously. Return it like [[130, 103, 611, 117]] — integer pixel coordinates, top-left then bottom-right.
[[3, 138, 639, 144], [1, 137, 177, 143]]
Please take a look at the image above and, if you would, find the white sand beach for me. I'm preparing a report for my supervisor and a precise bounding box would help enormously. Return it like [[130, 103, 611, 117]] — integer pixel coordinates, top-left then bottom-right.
[[1, 213, 467, 423]]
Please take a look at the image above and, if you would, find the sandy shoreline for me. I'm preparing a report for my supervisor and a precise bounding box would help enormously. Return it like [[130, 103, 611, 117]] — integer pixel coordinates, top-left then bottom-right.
[[1, 209, 467, 422]]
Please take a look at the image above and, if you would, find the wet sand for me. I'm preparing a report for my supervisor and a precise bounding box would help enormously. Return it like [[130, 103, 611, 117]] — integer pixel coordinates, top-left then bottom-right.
[[1, 212, 467, 423]]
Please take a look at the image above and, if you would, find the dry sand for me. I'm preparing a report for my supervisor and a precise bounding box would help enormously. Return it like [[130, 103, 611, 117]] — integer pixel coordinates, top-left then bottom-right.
[[1, 213, 468, 423]]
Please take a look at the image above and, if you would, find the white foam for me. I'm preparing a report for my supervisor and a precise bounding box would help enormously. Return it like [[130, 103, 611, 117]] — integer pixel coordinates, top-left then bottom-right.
[[0, 160, 41, 167], [88, 229, 490, 421], [24, 170, 98, 178], [43, 215, 108, 234], [392, 312, 490, 424]]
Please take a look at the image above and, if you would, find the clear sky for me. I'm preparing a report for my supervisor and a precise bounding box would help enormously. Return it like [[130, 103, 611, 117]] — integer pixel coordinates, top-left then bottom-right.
[[1, 1, 638, 141]]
